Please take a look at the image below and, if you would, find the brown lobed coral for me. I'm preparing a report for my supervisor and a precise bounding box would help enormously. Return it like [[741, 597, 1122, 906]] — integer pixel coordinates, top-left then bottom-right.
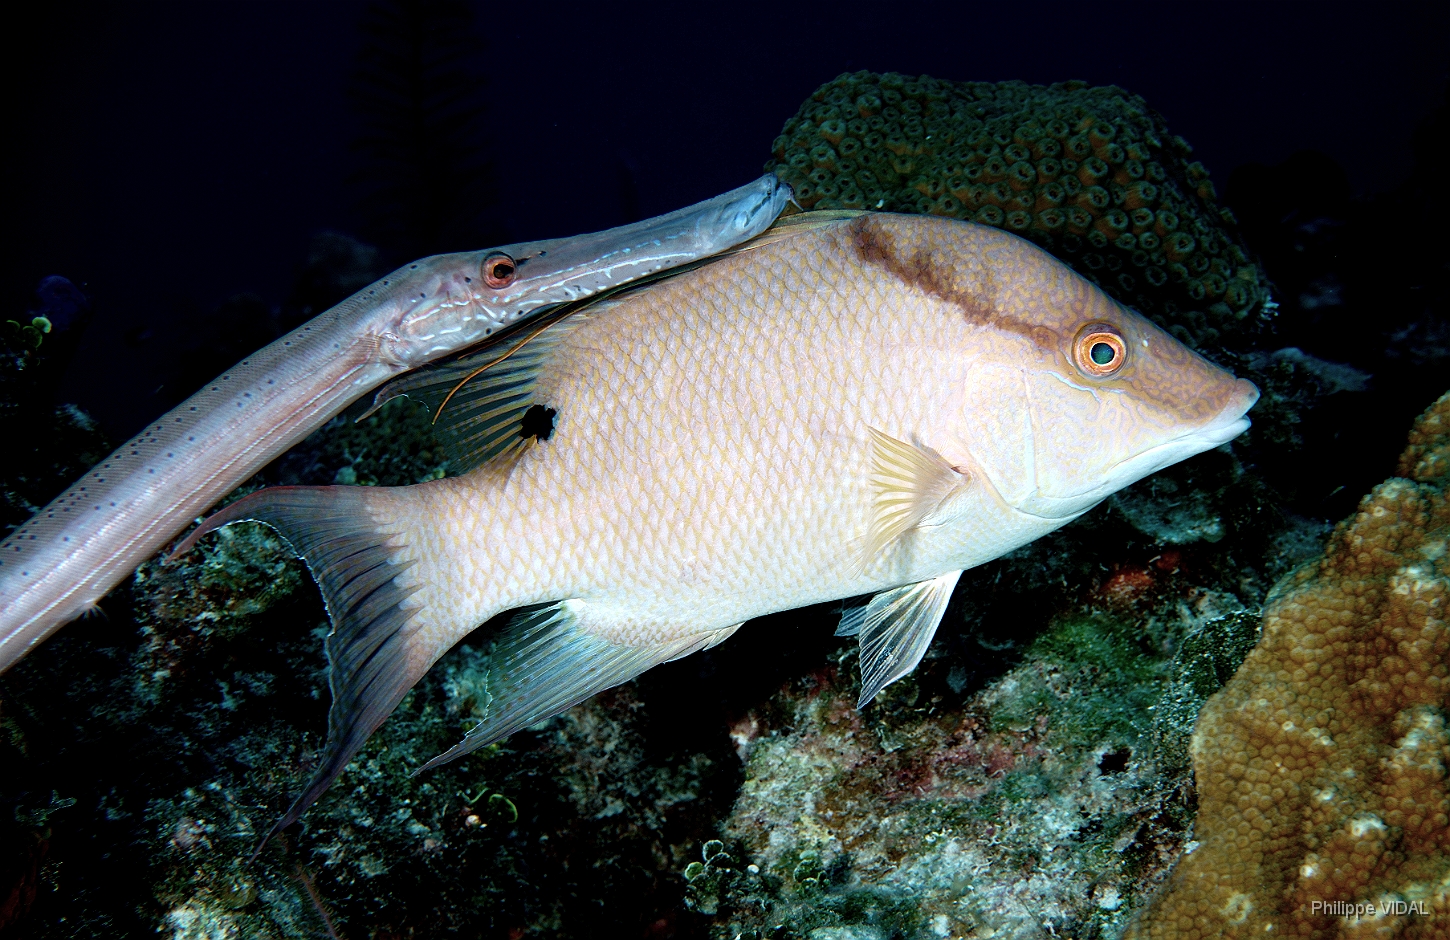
[[1130, 390, 1450, 939], [766, 71, 1272, 350]]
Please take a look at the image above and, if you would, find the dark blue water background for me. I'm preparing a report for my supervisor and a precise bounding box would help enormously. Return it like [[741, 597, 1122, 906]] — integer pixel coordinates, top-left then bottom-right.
[[5, 0, 1448, 440]]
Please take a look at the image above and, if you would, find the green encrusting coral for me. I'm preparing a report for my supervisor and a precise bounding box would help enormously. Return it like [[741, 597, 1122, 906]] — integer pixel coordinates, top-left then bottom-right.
[[767, 72, 1273, 353]]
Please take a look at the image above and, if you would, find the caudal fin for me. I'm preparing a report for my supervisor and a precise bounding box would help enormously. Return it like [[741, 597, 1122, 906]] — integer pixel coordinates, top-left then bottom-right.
[[175, 485, 429, 852]]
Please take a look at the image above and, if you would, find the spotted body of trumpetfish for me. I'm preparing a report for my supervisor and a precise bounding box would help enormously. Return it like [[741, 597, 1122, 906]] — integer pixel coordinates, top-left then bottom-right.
[[0, 176, 791, 672]]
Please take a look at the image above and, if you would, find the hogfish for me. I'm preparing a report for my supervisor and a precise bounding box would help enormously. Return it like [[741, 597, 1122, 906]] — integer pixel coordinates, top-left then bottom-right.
[[0, 175, 790, 672], [179, 211, 1260, 839]]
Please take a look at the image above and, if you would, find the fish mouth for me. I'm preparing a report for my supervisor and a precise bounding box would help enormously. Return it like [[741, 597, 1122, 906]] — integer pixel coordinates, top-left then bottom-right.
[[1102, 377, 1260, 487], [1015, 378, 1259, 521]]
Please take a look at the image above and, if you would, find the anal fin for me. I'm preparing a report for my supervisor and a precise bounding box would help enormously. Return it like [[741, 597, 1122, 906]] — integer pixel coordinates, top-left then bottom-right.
[[847, 570, 963, 707], [835, 603, 866, 638], [174, 485, 429, 853], [418, 610, 738, 773]]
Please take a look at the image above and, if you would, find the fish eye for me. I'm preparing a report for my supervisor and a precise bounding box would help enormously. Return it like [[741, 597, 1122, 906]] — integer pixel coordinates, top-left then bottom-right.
[[1073, 324, 1127, 377], [482, 252, 517, 289]]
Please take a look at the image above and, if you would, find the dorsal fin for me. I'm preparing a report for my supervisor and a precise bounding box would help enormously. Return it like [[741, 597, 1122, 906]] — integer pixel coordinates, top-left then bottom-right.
[[727, 208, 866, 252], [367, 309, 588, 473], [365, 210, 866, 476]]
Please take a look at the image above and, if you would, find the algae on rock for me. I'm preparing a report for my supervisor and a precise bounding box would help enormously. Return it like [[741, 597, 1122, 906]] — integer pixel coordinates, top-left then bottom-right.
[[691, 583, 1262, 939]]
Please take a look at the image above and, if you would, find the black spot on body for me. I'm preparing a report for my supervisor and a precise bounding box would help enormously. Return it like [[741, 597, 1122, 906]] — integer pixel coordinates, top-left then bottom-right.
[[520, 405, 556, 441]]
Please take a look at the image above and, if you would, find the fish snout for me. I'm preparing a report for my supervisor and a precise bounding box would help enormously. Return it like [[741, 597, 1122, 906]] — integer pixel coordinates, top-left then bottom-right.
[[1199, 376, 1261, 445], [1227, 377, 1260, 418], [727, 175, 793, 235]]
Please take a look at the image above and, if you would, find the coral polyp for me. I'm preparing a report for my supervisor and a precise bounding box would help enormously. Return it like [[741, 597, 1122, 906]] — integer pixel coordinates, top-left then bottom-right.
[[1129, 392, 1450, 939], [768, 71, 1272, 350]]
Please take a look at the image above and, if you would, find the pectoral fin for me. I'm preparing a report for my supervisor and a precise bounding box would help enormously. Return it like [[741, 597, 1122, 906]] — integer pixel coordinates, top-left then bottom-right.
[[417, 610, 738, 773], [850, 570, 963, 707], [862, 427, 971, 567]]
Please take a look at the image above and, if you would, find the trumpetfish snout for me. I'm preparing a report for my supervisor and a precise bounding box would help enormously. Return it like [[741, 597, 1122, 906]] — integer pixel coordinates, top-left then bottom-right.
[[0, 175, 791, 673]]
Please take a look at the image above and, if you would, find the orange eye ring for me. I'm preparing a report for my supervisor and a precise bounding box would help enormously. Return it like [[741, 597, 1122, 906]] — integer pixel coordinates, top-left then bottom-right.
[[482, 252, 517, 289], [1074, 324, 1127, 376]]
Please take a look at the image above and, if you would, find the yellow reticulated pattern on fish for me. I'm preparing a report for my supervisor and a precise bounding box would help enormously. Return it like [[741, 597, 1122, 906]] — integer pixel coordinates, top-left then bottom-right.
[[767, 72, 1271, 351], [1128, 390, 1450, 940]]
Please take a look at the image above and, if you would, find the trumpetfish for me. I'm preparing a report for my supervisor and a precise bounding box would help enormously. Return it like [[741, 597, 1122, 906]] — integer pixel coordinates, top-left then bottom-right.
[[0, 175, 790, 672], [178, 210, 1260, 840]]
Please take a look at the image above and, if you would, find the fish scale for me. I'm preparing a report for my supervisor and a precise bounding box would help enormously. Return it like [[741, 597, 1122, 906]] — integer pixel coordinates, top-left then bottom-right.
[[177, 210, 1259, 844]]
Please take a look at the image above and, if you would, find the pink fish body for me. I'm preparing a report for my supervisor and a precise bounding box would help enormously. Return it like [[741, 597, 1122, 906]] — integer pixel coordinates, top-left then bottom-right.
[[180, 211, 1259, 839]]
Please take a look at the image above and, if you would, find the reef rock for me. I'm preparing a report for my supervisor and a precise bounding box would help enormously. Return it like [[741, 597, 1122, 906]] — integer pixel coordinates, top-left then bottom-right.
[[692, 596, 1261, 939]]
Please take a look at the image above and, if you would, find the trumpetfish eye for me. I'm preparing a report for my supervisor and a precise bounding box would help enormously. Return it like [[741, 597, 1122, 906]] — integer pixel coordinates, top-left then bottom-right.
[[483, 253, 517, 288], [1073, 324, 1127, 376]]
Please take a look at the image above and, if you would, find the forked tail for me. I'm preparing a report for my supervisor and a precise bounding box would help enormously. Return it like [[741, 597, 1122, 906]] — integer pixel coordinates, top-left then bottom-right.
[[176, 479, 743, 858], [174, 484, 430, 855]]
